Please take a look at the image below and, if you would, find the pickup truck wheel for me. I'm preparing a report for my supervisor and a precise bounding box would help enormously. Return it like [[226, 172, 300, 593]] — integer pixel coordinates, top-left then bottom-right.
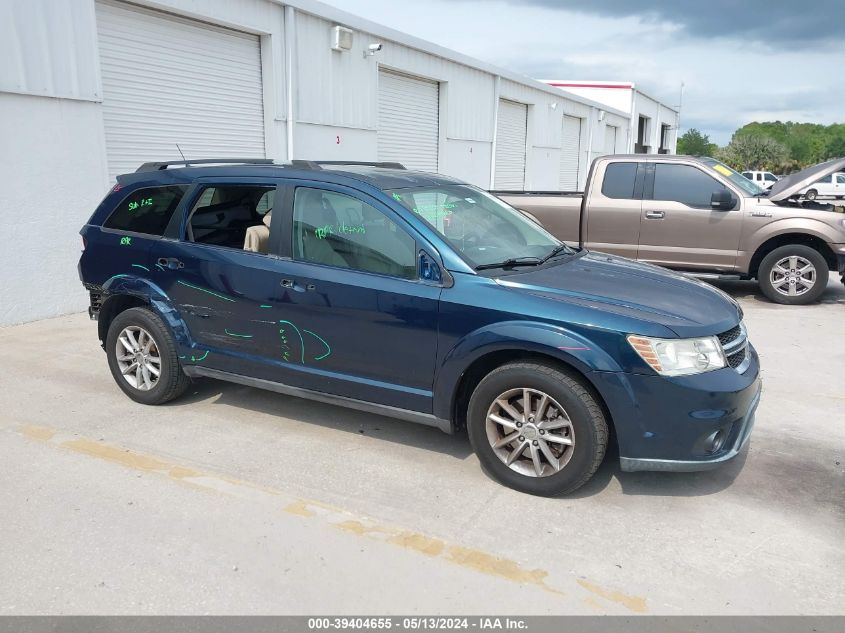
[[758, 245, 828, 305], [467, 362, 608, 496], [804, 189, 818, 201], [106, 307, 190, 405]]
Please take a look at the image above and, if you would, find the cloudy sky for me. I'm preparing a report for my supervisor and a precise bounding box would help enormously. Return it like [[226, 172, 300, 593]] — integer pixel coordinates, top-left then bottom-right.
[[326, 0, 844, 145]]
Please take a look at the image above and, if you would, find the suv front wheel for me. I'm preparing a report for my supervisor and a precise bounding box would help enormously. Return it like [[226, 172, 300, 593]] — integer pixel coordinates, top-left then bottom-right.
[[106, 307, 190, 405], [467, 361, 608, 496]]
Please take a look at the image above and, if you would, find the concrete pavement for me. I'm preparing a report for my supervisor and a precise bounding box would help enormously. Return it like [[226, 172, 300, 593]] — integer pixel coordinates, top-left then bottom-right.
[[0, 275, 843, 615]]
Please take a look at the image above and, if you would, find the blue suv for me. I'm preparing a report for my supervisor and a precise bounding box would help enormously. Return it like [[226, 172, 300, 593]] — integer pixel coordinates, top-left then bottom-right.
[[79, 159, 761, 495]]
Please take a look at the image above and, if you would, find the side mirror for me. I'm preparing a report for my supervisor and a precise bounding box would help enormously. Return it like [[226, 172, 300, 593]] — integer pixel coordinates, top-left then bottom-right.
[[711, 190, 736, 210]]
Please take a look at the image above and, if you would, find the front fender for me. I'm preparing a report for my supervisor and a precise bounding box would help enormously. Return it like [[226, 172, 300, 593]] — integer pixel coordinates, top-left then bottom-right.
[[432, 320, 622, 420], [741, 218, 843, 269]]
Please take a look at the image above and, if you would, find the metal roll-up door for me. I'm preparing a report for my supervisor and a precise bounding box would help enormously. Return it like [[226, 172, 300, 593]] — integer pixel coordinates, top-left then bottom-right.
[[378, 70, 439, 172], [495, 99, 528, 189], [96, 0, 265, 180], [604, 125, 618, 156], [559, 115, 582, 190]]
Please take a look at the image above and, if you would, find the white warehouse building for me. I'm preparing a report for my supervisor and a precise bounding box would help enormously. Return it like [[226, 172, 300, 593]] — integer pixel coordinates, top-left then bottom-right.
[[0, 0, 671, 325], [542, 81, 679, 155]]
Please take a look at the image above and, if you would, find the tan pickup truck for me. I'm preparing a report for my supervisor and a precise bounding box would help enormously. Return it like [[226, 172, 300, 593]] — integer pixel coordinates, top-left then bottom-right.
[[494, 155, 845, 304]]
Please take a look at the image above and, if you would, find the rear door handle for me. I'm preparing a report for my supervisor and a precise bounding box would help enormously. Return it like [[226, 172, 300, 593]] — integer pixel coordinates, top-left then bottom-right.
[[157, 257, 184, 269], [645, 211, 665, 219], [280, 279, 315, 292]]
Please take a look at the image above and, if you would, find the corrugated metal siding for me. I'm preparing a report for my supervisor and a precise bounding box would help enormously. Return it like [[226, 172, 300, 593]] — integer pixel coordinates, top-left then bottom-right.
[[294, 11, 494, 141], [377, 69, 439, 171], [560, 115, 581, 190], [495, 99, 527, 189], [97, 0, 265, 179], [604, 125, 618, 155], [0, 0, 101, 100]]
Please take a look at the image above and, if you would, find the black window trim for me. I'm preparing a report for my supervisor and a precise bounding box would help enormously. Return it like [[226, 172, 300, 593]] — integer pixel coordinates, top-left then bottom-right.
[[102, 184, 189, 239]]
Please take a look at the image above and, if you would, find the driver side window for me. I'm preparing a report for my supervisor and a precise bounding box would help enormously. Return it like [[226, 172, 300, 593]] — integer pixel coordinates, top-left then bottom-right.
[[292, 188, 417, 279], [652, 163, 729, 209]]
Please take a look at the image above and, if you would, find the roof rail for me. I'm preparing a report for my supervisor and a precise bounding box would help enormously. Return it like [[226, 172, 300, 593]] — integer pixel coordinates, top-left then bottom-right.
[[135, 158, 274, 172], [314, 161, 407, 170]]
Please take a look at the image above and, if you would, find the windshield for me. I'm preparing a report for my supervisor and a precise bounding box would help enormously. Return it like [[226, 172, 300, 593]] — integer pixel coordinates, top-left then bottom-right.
[[387, 185, 567, 268], [701, 157, 767, 196]]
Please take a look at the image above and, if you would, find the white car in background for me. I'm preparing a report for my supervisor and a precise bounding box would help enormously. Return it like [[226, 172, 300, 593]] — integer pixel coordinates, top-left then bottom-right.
[[797, 172, 845, 200], [742, 170, 779, 189]]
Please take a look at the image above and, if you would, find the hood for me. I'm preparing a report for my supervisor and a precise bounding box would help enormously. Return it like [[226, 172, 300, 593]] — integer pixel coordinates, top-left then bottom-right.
[[496, 252, 742, 338], [767, 156, 845, 201]]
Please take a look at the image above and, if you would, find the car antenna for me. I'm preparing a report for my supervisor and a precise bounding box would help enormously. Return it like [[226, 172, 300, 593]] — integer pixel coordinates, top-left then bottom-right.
[[176, 143, 187, 164]]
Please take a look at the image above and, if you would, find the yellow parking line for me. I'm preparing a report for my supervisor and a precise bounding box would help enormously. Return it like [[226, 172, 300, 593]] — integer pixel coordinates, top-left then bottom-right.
[[15, 423, 648, 613]]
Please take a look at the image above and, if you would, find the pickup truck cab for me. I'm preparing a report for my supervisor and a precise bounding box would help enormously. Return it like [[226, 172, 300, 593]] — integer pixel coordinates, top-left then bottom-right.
[[79, 159, 760, 496], [497, 156, 845, 305]]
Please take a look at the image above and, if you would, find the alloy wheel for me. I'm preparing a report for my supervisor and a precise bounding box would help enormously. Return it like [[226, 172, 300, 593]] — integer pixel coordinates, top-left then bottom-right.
[[485, 388, 575, 477], [115, 326, 162, 391], [770, 255, 816, 297]]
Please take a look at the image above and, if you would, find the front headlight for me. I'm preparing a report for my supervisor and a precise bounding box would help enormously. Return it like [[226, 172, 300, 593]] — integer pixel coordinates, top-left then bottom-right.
[[627, 334, 726, 376]]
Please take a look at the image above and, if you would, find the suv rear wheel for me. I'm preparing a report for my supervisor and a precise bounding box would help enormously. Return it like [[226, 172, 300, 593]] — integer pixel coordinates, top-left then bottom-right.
[[758, 244, 828, 305], [106, 307, 190, 405], [467, 361, 608, 496]]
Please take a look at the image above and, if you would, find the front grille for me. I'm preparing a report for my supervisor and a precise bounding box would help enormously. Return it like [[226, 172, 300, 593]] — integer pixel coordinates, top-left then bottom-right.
[[718, 323, 749, 373], [727, 347, 747, 369], [718, 325, 741, 347]]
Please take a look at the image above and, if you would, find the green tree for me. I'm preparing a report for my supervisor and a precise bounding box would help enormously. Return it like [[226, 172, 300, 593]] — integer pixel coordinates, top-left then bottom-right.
[[718, 135, 788, 171], [677, 128, 718, 156]]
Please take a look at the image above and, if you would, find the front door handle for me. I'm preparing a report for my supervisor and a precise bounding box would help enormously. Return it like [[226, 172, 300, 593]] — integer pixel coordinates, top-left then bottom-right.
[[157, 257, 184, 269], [645, 211, 665, 219]]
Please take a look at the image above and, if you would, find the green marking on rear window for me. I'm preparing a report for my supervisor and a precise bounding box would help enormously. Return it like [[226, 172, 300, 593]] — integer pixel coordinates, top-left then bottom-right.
[[131, 264, 150, 272], [176, 280, 236, 303], [224, 328, 253, 339]]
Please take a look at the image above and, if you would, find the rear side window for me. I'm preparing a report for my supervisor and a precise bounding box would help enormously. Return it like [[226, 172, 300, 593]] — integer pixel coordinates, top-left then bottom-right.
[[601, 162, 638, 199], [104, 186, 187, 236], [652, 163, 728, 209]]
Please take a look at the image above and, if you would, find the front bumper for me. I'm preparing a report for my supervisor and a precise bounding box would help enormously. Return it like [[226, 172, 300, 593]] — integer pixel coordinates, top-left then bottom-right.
[[590, 345, 762, 472]]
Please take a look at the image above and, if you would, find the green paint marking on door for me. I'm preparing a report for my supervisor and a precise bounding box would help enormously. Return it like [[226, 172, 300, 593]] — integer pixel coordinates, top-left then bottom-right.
[[131, 264, 150, 272], [225, 328, 253, 339], [279, 320, 305, 364], [303, 329, 332, 361], [259, 304, 272, 308], [176, 280, 236, 303], [120, 237, 132, 246], [190, 350, 209, 362]]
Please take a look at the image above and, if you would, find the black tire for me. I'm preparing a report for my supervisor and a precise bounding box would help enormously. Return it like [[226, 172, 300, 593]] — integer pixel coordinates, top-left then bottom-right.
[[805, 189, 818, 201], [758, 244, 828, 305], [467, 361, 608, 496], [106, 306, 190, 405]]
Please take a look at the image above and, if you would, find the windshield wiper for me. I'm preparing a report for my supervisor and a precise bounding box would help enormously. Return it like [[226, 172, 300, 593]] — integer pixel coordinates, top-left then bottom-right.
[[539, 244, 572, 264], [475, 256, 542, 271]]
